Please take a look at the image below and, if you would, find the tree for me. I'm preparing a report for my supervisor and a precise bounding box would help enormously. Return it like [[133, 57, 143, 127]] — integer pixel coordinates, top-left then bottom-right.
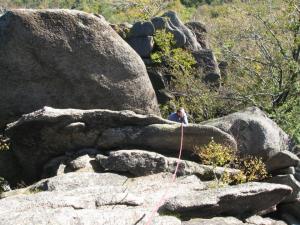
[[196, 0, 300, 143]]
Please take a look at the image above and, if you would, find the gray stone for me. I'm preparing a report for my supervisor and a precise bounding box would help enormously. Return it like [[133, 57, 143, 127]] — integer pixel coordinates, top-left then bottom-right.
[[157, 89, 175, 104], [147, 68, 167, 90], [0, 177, 11, 192], [160, 182, 292, 219], [245, 215, 287, 225], [98, 124, 237, 155], [185, 21, 209, 49], [279, 213, 300, 225], [130, 21, 155, 37], [98, 150, 168, 176], [127, 36, 154, 58], [0, 9, 160, 128], [31, 172, 128, 192], [0, 150, 23, 185], [5, 107, 169, 181], [42, 156, 69, 178], [68, 155, 93, 171], [0, 207, 181, 225], [163, 11, 202, 51], [147, 68, 174, 104], [193, 50, 221, 84], [182, 217, 245, 225], [266, 150, 299, 172], [278, 200, 300, 220], [272, 167, 296, 176], [267, 175, 300, 202], [0, 172, 202, 224], [151, 17, 169, 30], [97, 149, 240, 178], [151, 16, 186, 48], [292, 145, 300, 157], [295, 166, 300, 181], [201, 107, 290, 161]]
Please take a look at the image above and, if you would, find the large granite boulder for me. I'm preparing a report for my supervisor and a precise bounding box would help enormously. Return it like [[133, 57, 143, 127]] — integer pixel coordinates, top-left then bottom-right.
[[0, 172, 202, 224], [202, 107, 291, 160], [0, 171, 292, 224], [97, 149, 240, 178], [160, 182, 292, 219], [5, 106, 236, 182], [0, 9, 160, 129]]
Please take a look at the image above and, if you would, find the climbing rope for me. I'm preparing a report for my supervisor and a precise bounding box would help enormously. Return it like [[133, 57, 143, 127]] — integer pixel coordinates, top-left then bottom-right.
[[145, 123, 184, 225]]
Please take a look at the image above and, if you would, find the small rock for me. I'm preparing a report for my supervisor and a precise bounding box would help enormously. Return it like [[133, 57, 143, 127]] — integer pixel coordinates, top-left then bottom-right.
[[272, 167, 295, 176], [267, 175, 300, 202], [266, 151, 299, 172], [127, 36, 154, 58], [130, 21, 155, 37]]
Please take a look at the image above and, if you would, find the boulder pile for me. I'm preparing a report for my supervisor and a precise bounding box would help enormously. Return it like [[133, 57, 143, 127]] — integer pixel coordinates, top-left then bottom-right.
[[112, 11, 221, 103], [0, 9, 299, 225]]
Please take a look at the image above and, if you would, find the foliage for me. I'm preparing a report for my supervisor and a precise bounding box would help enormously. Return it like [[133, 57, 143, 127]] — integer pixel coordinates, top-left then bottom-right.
[[194, 140, 269, 187], [0, 0, 196, 23], [195, 0, 300, 143], [151, 29, 196, 69], [152, 29, 235, 123], [233, 155, 269, 183], [0, 136, 9, 151], [194, 139, 235, 166]]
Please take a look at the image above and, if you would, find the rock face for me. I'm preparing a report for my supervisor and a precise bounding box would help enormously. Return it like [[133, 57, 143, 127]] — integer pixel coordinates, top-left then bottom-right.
[[5, 106, 236, 181], [160, 182, 292, 219], [183, 216, 287, 225], [185, 21, 209, 49], [266, 150, 299, 172], [0, 150, 23, 185], [0, 9, 160, 128], [161, 11, 202, 51], [97, 149, 240, 178], [0, 172, 292, 225], [202, 107, 291, 160]]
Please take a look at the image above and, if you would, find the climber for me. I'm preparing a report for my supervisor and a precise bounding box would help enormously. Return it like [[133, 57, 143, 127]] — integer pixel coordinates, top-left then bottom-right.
[[168, 107, 188, 125]]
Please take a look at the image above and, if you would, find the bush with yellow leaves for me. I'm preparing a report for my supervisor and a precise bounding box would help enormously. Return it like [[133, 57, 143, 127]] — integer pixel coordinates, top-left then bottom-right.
[[194, 139, 269, 187], [0, 136, 9, 152]]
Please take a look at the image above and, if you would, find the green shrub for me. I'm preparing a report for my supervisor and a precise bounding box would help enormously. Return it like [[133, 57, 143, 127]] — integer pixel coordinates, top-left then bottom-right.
[[194, 140, 269, 187]]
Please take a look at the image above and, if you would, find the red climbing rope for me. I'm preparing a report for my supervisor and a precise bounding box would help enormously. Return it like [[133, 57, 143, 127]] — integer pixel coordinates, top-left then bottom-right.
[[145, 123, 184, 225]]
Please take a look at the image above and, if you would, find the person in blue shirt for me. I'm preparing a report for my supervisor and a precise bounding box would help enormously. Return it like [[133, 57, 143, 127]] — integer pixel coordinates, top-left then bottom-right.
[[168, 107, 188, 125]]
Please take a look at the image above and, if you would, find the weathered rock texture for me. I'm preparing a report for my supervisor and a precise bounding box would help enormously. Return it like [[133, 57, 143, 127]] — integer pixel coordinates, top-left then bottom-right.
[[0, 172, 292, 225], [97, 149, 240, 178], [5, 106, 236, 181], [202, 107, 290, 160], [266, 150, 299, 172], [0, 9, 160, 128], [160, 182, 292, 219], [183, 216, 287, 225], [0, 150, 23, 185]]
